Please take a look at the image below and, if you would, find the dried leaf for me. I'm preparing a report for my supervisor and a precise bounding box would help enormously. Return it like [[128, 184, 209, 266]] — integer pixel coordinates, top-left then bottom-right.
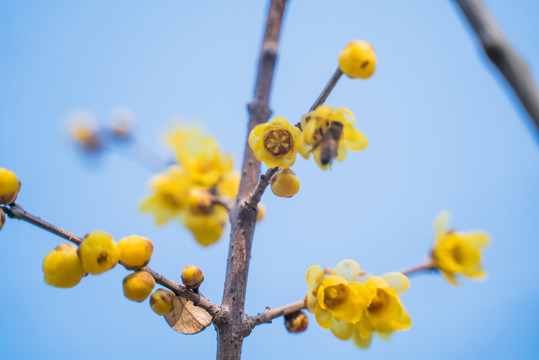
[[164, 296, 212, 334]]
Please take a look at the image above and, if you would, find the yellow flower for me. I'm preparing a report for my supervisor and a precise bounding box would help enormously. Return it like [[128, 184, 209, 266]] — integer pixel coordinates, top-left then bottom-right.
[[150, 289, 175, 315], [248, 116, 301, 169], [0, 168, 21, 205], [305, 260, 373, 333], [123, 271, 155, 302], [118, 235, 154, 270], [352, 273, 411, 348], [66, 110, 102, 152], [298, 106, 367, 170], [432, 211, 489, 285], [216, 171, 240, 199], [43, 243, 86, 288], [167, 126, 233, 186], [140, 166, 193, 226], [181, 205, 228, 246], [338, 40, 377, 79], [78, 230, 120, 275]]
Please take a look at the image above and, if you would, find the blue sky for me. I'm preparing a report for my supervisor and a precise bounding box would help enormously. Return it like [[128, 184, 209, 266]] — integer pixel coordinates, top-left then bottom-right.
[[1, 1, 538, 359]]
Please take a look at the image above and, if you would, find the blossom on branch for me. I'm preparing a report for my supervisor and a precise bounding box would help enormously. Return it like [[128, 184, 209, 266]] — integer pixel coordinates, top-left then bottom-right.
[[432, 211, 489, 285], [298, 106, 368, 170]]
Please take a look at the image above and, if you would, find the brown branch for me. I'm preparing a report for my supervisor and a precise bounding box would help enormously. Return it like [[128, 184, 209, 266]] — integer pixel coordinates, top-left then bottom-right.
[[246, 167, 279, 209], [209, 195, 234, 213], [245, 299, 306, 332], [454, 0, 539, 134], [4, 204, 83, 245], [309, 67, 343, 112], [3, 203, 220, 318], [218, 1, 288, 359], [400, 258, 436, 276]]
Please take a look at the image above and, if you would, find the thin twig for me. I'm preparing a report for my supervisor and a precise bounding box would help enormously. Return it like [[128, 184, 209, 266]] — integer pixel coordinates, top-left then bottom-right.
[[209, 195, 234, 213], [455, 0, 539, 134], [246, 167, 279, 209], [309, 67, 343, 112], [3, 203, 220, 317], [400, 258, 437, 276], [246, 299, 306, 331]]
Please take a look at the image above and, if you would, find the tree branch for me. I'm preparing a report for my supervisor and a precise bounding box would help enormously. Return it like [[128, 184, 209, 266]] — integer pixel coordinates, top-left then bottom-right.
[[454, 0, 539, 134], [400, 258, 436, 276], [218, 1, 287, 359], [246, 167, 279, 209], [2, 203, 220, 318], [309, 67, 343, 112], [245, 299, 306, 332]]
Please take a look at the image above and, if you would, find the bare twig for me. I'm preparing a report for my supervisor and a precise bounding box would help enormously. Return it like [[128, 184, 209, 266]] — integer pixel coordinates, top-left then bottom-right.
[[4, 204, 83, 245], [209, 195, 234, 213], [400, 258, 437, 276], [246, 167, 279, 209], [218, 1, 288, 359], [3, 204, 220, 317], [246, 299, 306, 332], [454, 0, 539, 134], [309, 67, 343, 112]]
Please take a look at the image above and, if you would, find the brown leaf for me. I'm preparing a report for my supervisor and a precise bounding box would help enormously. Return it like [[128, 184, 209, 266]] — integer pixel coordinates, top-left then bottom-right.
[[164, 296, 212, 334]]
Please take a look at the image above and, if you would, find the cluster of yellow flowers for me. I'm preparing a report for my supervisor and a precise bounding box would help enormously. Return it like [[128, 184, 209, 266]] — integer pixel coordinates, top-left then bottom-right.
[[140, 127, 240, 246], [246, 40, 375, 198], [305, 260, 411, 348]]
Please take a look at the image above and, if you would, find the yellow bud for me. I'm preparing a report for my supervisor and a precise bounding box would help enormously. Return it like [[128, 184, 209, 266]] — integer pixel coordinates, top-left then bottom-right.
[[270, 169, 300, 198], [186, 189, 213, 216], [257, 203, 265, 222], [123, 271, 155, 302], [118, 235, 154, 270], [338, 40, 377, 79], [150, 289, 175, 315], [78, 231, 120, 275], [181, 265, 204, 290], [108, 107, 135, 139], [0, 207, 5, 231], [0, 168, 21, 205], [284, 311, 309, 333], [43, 243, 86, 288]]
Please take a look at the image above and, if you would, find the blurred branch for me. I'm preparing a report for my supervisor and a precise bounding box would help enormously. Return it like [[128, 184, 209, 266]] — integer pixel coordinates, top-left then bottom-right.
[[219, 1, 288, 359], [246, 299, 306, 332], [2, 203, 219, 317], [454, 0, 539, 134], [400, 258, 436, 276]]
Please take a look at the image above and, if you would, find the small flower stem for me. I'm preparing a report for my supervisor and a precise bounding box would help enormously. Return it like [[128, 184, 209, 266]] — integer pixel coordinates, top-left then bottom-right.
[[2, 203, 220, 317], [400, 258, 437, 276], [245, 299, 306, 332], [246, 167, 279, 209], [309, 67, 343, 112]]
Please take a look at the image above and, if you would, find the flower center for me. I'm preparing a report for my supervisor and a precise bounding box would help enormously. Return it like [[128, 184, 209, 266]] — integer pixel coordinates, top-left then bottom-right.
[[324, 284, 347, 308], [368, 289, 389, 314], [263, 130, 293, 157], [448, 244, 464, 265]]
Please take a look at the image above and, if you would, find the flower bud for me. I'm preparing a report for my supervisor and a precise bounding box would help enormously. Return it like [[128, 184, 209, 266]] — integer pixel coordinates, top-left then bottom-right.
[[338, 40, 377, 79], [0, 168, 21, 205], [118, 235, 154, 270], [270, 169, 300, 198], [67, 110, 102, 153], [78, 231, 120, 275], [123, 271, 155, 302], [150, 289, 175, 315], [186, 189, 213, 216], [0, 208, 5, 231], [285, 310, 308, 333], [43, 243, 86, 288], [257, 203, 265, 222], [108, 107, 135, 140], [181, 265, 204, 290]]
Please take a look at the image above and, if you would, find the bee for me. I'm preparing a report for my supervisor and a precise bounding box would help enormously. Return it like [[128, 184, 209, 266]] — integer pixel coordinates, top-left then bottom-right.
[[311, 121, 343, 167]]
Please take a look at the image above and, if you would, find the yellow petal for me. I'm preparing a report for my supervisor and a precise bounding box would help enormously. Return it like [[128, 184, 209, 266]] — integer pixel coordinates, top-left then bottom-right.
[[434, 210, 451, 237], [306, 265, 324, 290], [462, 233, 489, 248], [335, 141, 348, 162], [332, 259, 360, 281], [377, 331, 391, 340], [314, 307, 333, 329], [343, 123, 368, 151], [331, 318, 354, 340], [381, 272, 410, 293], [352, 324, 372, 349], [335, 107, 356, 124]]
